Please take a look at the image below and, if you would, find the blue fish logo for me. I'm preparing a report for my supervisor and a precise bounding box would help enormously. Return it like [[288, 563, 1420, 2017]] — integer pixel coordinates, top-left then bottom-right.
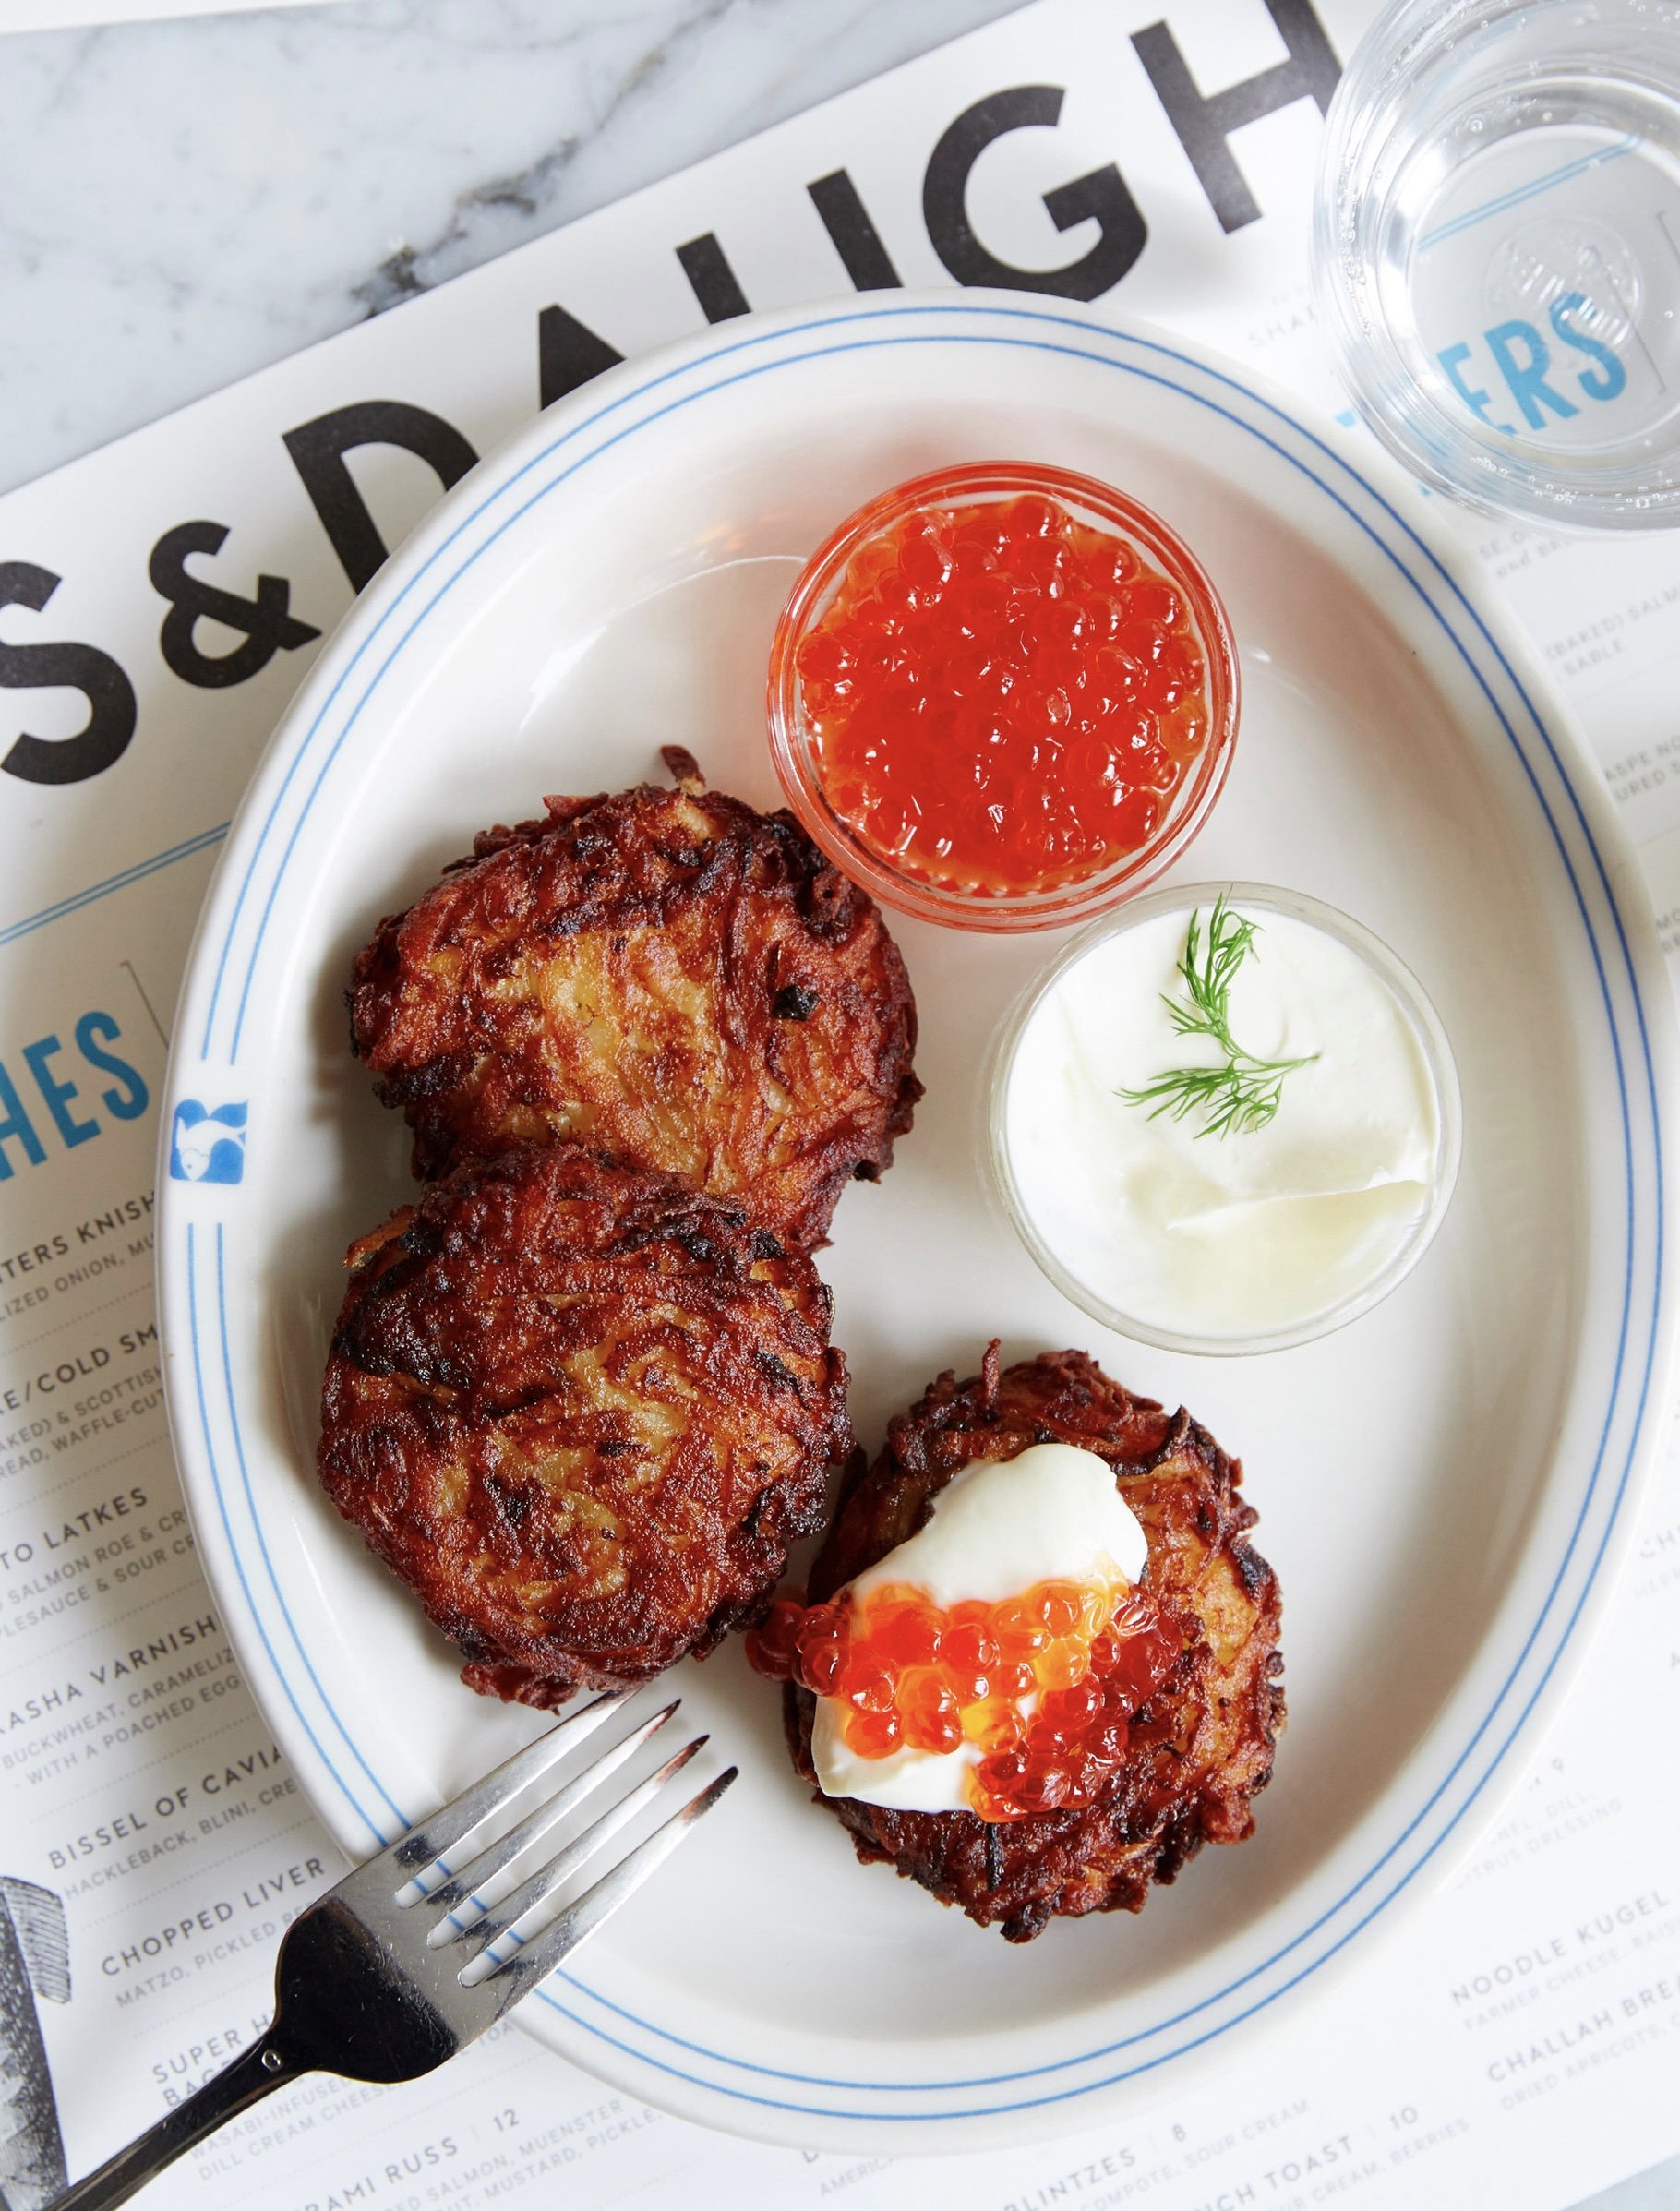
[[169, 1100, 247, 1185]]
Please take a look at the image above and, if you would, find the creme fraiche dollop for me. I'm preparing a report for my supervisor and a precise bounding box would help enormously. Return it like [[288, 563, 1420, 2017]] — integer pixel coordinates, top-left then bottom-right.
[[809, 1443, 1148, 1816], [742, 1441, 1183, 1822], [992, 884, 1460, 1352]]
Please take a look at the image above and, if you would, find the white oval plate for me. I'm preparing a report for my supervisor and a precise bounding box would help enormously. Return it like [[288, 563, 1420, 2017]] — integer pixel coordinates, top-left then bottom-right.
[[157, 295, 1676, 2151]]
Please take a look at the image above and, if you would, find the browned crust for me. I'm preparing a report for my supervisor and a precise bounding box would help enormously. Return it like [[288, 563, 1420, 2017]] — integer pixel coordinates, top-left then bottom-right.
[[318, 1146, 853, 1708], [786, 1346, 1284, 1941], [346, 779, 921, 1248]]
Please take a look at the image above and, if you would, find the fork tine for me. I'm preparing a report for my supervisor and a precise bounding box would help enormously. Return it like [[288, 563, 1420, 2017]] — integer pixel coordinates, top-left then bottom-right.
[[472, 1766, 738, 2004], [418, 1700, 681, 1929], [385, 1687, 634, 1887], [450, 1736, 708, 1968]]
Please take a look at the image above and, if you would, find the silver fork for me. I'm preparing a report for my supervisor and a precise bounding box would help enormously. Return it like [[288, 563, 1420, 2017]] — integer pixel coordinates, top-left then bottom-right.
[[56, 1690, 735, 2210]]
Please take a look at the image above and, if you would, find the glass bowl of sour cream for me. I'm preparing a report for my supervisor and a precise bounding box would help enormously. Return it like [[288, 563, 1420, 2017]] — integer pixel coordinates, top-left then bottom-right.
[[988, 883, 1461, 1355]]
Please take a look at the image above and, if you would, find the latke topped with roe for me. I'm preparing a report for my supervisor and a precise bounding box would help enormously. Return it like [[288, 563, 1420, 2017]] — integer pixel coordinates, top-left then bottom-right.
[[782, 1345, 1283, 1941]]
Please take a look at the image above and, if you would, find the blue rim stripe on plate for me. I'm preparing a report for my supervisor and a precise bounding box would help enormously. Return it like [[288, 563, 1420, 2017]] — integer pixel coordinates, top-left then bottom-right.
[[171, 301, 1663, 2121], [211, 1223, 409, 1832], [188, 1221, 384, 1839]]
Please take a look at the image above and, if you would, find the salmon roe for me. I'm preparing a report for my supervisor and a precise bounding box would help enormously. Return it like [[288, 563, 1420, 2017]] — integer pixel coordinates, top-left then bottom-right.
[[793, 490, 1212, 898], [746, 1577, 1182, 1823]]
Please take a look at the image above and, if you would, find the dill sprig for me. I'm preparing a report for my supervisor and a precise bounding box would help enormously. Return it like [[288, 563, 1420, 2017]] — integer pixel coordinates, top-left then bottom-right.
[[1119, 896, 1316, 1139]]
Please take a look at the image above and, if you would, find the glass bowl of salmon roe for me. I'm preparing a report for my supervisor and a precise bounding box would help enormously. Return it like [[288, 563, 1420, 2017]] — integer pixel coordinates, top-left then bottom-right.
[[767, 461, 1240, 931]]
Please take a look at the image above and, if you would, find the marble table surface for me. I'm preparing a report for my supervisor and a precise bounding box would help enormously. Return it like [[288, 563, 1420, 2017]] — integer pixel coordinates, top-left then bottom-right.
[[0, 0, 1024, 498]]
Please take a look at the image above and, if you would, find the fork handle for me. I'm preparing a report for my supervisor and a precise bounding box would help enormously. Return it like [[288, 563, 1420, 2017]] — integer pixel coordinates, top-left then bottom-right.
[[54, 2034, 308, 2210]]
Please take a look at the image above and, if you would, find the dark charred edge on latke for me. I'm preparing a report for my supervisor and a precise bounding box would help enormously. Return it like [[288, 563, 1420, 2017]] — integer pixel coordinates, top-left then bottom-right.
[[318, 1145, 853, 1710], [344, 775, 921, 1248], [785, 1346, 1284, 1941]]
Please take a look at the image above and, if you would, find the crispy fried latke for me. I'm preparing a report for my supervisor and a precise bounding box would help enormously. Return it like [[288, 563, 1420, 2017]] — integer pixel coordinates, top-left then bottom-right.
[[786, 1345, 1283, 1941], [318, 1146, 852, 1708], [346, 769, 920, 1248]]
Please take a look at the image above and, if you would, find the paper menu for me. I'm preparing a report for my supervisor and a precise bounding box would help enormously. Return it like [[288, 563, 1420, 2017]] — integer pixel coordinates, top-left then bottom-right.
[[0, 0, 1677, 2205]]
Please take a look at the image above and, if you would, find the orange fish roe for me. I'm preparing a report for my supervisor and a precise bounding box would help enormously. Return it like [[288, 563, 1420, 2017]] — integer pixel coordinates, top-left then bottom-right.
[[794, 491, 1211, 898], [746, 1577, 1182, 1823]]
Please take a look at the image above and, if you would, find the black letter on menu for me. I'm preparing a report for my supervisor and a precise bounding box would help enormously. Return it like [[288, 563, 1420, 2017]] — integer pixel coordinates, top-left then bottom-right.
[[808, 171, 902, 291], [538, 306, 626, 408], [1133, 0, 1340, 233], [282, 401, 480, 594], [150, 522, 320, 690], [677, 234, 751, 323], [922, 86, 1146, 300], [0, 563, 137, 787]]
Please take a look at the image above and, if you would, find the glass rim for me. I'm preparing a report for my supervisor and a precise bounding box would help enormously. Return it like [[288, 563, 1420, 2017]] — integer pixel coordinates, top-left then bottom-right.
[[986, 880, 1465, 1357], [766, 460, 1241, 933]]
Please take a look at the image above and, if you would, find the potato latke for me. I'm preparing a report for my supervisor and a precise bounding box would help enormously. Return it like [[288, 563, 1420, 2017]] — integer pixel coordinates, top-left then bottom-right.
[[347, 774, 919, 1248], [786, 1346, 1283, 1941], [318, 1146, 852, 1708]]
